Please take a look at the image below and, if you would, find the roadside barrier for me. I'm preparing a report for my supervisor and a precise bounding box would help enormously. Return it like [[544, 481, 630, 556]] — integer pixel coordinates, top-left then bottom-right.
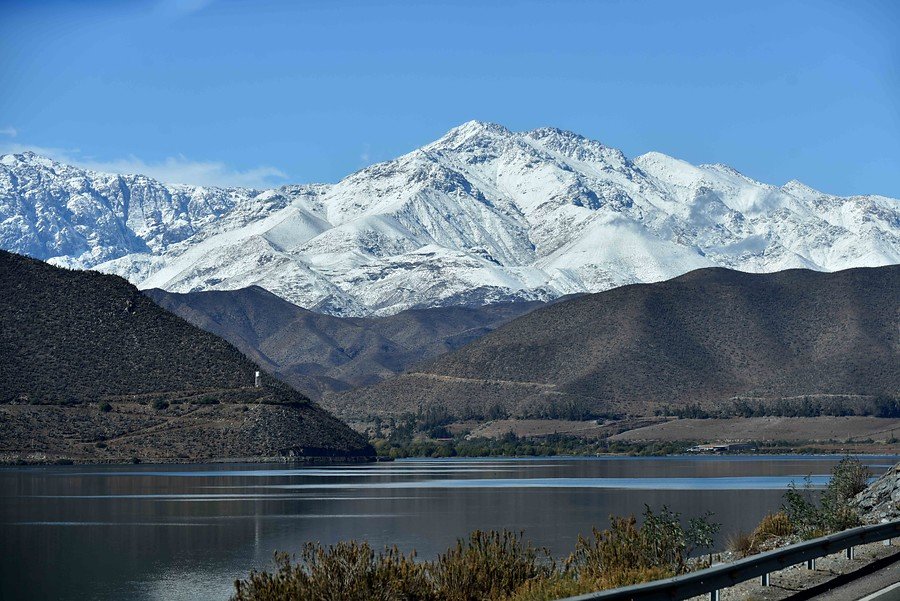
[[558, 519, 900, 601]]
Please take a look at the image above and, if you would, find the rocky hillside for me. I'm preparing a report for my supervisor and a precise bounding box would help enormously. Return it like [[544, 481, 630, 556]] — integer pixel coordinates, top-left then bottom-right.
[[0, 250, 372, 462], [2, 121, 898, 316], [146, 285, 548, 399], [856, 463, 900, 523], [328, 266, 900, 422]]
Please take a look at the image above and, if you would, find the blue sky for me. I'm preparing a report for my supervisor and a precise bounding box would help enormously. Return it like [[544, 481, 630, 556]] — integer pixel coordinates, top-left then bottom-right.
[[1, 0, 898, 195]]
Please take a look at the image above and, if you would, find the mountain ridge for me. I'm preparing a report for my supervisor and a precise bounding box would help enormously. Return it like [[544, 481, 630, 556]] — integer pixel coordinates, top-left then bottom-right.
[[324, 264, 900, 422], [2, 122, 898, 316]]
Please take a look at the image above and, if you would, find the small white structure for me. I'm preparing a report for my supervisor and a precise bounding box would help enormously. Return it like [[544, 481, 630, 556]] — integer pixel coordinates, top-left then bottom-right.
[[254, 371, 261, 388], [687, 442, 755, 454]]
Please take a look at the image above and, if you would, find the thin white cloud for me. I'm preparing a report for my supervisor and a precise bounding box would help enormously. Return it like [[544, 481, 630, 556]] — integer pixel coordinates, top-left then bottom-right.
[[359, 144, 372, 165], [0, 142, 289, 189], [156, 0, 215, 17], [0, 127, 17, 137], [78, 155, 289, 189]]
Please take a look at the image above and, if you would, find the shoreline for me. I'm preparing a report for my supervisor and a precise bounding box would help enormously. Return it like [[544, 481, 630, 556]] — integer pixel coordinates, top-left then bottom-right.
[[0, 454, 379, 467], [3, 451, 898, 468]]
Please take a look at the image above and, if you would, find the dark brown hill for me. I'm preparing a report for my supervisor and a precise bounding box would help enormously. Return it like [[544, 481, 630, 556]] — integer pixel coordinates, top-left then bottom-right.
[[146, 286, 548, 399], [0, 250, 371, 462], [327, 266, 900, 422]]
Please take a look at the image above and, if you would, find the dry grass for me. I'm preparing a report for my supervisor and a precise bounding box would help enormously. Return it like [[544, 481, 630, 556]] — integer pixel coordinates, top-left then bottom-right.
[[503, 576, 597, 601], [726, 530, 753, 557], [754, 512, 794, 538]]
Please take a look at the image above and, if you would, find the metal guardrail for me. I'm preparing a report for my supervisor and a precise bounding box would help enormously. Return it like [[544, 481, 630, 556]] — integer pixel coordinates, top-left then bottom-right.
[[559, 520, 900, 601]]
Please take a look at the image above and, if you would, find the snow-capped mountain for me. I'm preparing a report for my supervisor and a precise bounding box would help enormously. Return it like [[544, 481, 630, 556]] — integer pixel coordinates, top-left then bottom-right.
[[2, 122, 898, 316]]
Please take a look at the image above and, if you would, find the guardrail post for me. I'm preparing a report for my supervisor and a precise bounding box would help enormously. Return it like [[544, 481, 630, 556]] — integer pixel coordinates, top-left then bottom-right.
[[709, 590, 719, 601], [846, 546, 855, 560], [760, 573, 770, 586], [806, 558, 815, 570]]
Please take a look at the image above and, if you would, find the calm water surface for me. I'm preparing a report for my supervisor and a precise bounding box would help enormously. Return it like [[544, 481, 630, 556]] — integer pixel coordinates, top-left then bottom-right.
[[2, 455, 896, 601]]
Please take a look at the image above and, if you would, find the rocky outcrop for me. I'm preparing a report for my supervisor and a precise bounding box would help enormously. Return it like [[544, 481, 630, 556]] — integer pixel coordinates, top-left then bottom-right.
[[855, 463, 900, 522]]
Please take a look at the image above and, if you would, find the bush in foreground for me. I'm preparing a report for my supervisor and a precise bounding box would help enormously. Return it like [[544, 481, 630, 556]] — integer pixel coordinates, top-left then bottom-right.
[[571, 507, 718, 588], [232, 542, 433, 601], [727, 457, 871, 558], [434, 530, 552, 600], [728, 512, 794, 556], [783, 456, 869, 539], [232, 507, 719, 601], [726, 530, 753, 557]]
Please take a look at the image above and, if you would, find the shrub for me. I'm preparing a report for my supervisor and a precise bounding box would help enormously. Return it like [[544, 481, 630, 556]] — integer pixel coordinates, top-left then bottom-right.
[[826, 456, 870, 503], [98, 402, 112, 413], [753, 512, 794, 538], [426, 425, 452, 439], [569, 506, 718, 588], [433, 530, 552, 601], [151, 399, 169, 411], [726, 530, 753, 557], [783, 477, 826, 539], [233, 542, 433, 601], [783, 456, 869, 539], [232, 510, 721, 601]]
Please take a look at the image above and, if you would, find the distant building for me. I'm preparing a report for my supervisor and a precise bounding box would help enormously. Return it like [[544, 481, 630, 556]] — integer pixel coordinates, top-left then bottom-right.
[[254, 371, 261, 388], [687, 442, 756, 454]]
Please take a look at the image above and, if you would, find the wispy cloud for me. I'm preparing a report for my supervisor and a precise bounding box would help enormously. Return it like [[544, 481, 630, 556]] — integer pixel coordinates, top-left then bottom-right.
[[78, 155, 289, 189], [0, 142, 289, 189], [359, 144, 372, 166], [156, 0, 215, 18], [0, 127, 17, 137]]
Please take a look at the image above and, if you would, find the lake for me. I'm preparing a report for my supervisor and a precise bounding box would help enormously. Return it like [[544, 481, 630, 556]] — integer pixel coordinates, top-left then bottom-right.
[[1, 455, 896, 601]]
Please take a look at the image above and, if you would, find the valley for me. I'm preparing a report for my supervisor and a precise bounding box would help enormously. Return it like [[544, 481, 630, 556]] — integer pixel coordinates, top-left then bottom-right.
[[145, 285, 550, 399]]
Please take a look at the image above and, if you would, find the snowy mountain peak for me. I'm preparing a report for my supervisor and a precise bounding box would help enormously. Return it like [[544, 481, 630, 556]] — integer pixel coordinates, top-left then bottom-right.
[[781, 179, 822, 196], [429, 120, 511, 148], [2, 150, 62, 170], [1, 122, 898, 316]]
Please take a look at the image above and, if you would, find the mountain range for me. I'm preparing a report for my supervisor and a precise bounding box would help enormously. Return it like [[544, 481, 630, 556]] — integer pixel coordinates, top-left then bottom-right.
[[3, 121, 898, 316], [146, 286, 548, 399], [325, 266, 900, 423]]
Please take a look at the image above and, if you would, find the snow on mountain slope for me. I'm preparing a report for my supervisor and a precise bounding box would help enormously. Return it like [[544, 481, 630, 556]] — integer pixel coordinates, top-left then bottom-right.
[[1, 122, 898, 316]]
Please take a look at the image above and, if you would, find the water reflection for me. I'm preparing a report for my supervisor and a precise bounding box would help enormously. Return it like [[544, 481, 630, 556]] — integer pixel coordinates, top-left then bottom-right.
[[1, 455, 894, 601]]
